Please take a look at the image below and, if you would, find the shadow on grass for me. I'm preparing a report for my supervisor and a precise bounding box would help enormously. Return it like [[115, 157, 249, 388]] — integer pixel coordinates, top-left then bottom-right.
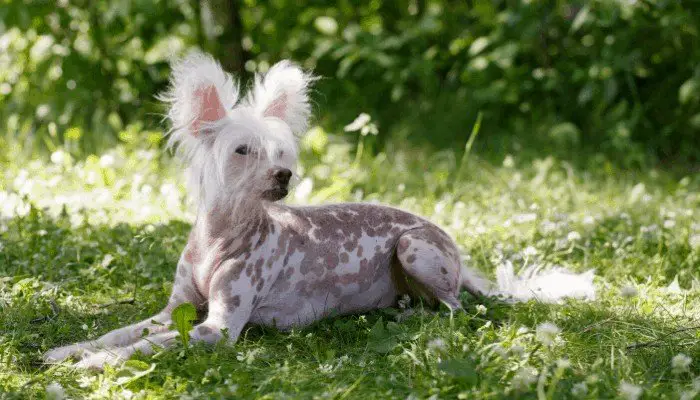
[[2, 210, 697, 397]]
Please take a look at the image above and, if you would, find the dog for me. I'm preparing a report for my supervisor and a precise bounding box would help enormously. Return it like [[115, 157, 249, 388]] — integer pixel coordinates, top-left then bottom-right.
[[45, 52, 595, 369]]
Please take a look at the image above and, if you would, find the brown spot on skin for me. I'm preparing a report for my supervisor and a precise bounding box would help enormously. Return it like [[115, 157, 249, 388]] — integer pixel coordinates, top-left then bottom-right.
[[197, 325, 213, 336], [357, 246, 363, 257], [398, 238, 410, 252], [226, 295, 241, 311], [178, 264, 188, 277], [406, 254, 417, 263], [340, 253, 349, 263], [440, 267, 448, 274], [184, 248, 198, 265], [256, 278, 265, 292]]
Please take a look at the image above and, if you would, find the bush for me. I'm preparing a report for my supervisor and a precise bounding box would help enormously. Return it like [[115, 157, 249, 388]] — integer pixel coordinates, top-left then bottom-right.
[[1, 0, 698, 165]]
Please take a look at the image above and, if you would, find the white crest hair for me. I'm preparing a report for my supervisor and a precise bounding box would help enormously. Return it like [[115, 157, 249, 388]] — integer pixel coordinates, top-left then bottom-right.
[[160, 51, 314, 210]]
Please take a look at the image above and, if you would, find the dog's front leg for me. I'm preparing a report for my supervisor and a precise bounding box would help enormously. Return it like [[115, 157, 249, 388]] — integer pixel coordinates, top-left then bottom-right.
[[44, 260, 204, 363], [73, 262, 278, 369]]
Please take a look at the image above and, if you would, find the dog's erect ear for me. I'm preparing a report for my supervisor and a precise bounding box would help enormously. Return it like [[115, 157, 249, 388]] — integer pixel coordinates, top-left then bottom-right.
[[247, 61, 315, 135], [161, 51, 238, 141]]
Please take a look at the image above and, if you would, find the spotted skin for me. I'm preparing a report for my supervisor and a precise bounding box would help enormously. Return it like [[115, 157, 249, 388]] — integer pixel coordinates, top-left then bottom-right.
[[44, 201, 475, 369]]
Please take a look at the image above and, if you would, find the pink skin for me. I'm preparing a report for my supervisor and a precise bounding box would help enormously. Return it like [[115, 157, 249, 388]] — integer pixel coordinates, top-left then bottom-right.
[[43, 54, 481, 369]]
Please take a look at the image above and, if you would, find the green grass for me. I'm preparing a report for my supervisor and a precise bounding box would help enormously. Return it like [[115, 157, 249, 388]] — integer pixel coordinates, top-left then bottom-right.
[[1, 129, 699, 399]]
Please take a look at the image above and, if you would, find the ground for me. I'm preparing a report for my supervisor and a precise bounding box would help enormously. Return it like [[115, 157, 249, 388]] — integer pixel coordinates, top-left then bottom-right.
[[0, 130, 698, 399]]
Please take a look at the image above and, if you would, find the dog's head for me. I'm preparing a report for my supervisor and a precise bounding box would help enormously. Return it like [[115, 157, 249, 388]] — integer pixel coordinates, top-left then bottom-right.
[[161, 52, 314, 208]]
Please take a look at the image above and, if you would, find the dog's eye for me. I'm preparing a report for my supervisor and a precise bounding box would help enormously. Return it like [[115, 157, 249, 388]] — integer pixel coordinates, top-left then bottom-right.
[[235, 145, 249, 155]]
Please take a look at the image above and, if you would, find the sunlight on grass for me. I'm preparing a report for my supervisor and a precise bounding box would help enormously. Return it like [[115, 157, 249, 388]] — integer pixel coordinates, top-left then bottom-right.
[[0, 128, 698, 398]]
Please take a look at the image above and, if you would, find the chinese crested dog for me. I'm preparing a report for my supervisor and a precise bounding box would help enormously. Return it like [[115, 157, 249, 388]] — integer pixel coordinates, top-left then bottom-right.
[[45, 52, 595, 369]]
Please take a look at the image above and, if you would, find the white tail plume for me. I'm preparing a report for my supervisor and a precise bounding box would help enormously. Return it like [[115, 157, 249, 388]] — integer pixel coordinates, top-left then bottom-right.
[[462, 261, 595, 303]]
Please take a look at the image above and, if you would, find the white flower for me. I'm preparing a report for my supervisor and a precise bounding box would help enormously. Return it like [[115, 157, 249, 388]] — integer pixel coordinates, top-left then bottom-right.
[[46, 382, 66, 400], [318, 363, 334, 374], [556, 358, 571, 369], [99, 154, 115, 168], [536, 322, 561, 346], [503, 155, 515, 168], [619, 382, 642, 400], [671, 353, 692, 374], [344, 113, 371, 132], [680, 390, 698, 400], [567, 231, 582, 241], [475, 304, 487, 315], [583, 215, 595, 225], [663, 219, 676, 229], [690, 234, 700, 249], [510, 345, 525, 357], [522, 246, 537, 257], [571, 382, 588, 397], [513, 213, 537, 224], [427, 338, 447, 352], [620, 284, 638, 298], [50, 150, 66, 164], [511, 366, 538, 390]]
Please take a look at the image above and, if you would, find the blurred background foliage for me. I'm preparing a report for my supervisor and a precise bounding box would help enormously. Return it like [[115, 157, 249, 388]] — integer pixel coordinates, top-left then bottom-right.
[[1, 0, 699, 168]]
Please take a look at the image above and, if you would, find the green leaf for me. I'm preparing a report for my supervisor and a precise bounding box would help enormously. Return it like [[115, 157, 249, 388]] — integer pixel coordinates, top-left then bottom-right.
[[438, 358, 478, 384], [114, 361, 156, 385], [171, 302, 197, 348], [367, 318, 400, 353], [679, 78, 699, 104]]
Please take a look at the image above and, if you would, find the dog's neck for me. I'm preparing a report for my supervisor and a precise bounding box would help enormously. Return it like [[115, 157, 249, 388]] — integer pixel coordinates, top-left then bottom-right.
[[194, 195, 271, 243]]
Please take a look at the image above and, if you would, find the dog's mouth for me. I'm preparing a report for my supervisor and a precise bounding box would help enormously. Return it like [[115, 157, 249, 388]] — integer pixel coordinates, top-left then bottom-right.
[[262, 187, 288, 201]]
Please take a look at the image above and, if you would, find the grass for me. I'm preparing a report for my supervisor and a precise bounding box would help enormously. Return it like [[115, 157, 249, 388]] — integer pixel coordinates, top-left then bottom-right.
[[0, 127, 698, 399]]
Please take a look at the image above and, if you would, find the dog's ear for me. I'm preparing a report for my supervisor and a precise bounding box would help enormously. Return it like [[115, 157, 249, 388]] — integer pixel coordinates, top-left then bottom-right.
[[161, 51, 238, 141], [247, 61, 315, 135]]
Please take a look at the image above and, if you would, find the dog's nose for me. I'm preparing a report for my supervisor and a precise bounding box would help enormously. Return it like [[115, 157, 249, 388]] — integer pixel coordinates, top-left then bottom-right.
[[273, 168, 292, 185]]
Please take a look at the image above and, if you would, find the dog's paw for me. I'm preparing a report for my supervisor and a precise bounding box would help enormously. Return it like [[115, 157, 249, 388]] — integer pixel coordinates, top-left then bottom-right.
[[44, 344, 85, 364], [74, 349, 126, 370]]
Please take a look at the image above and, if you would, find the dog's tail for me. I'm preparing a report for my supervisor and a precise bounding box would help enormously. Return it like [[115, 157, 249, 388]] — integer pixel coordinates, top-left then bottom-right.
[[461, 261, 595, 303]]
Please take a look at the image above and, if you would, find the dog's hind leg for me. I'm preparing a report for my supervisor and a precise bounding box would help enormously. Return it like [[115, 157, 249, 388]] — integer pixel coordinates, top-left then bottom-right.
[[394, 227, 463, 310]]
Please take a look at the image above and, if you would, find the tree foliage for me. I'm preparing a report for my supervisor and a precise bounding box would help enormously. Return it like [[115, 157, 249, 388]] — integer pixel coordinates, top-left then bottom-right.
[[1, 0, 698, 165]]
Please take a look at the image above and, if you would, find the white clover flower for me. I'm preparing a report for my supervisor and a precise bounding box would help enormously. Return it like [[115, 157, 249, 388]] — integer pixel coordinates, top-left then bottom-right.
[[50, 150, 66, 165], [556, 358, 571, 369], [522, 246, 538, 257], [582, 215, 595, 225], [619, 382, 642, 400], [46, 382, 66, 400], [663, 219, 676, 229], [427, 338, 447, 352], [536, 322, 561, 346], [513, 213, 537, 224], [475, 304, 487, 315], [318, 363, 334, 374], [567, 231, 582, 241], [503, 155, 515, 168], [510, 345, 525, 357], [671, 353, 692, 374], [343, 113, 371, 132], [620, 284, 638, 298], [690, 234, 700, 249], [99, 154, 115, 168], [511, 366, 538, 390], [571, 382, 588, 397], [680, 390, 698, 400]]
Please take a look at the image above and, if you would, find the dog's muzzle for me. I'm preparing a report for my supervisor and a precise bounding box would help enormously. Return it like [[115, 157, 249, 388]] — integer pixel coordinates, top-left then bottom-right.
[[263, 167, 292, 201]]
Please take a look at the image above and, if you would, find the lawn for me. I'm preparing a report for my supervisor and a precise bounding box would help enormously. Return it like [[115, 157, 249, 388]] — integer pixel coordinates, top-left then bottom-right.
[[0, 129, 698, 399]]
